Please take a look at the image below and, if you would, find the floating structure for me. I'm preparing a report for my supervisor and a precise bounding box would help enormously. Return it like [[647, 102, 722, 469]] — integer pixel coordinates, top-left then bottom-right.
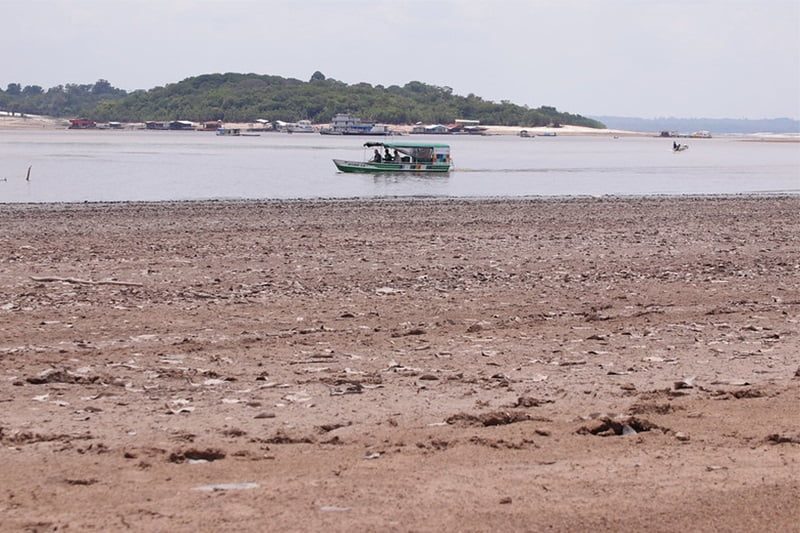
[[202, 121, 222, 131], [275, 120, 315, 133], [411, 124, 450, 134], [68, 119, 97, 129], [448, 119, 488, 135], [144, 120, 195, 130], [170, 120, 195, 131], [320, 113, 393, 135], [660, 130, 712, 139], [145, 121, 169, 130], [216, 127, 259, 137]]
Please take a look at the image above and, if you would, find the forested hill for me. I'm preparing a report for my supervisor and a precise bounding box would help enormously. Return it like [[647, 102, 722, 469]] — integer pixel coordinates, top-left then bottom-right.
[[0, 72, 605, 128]]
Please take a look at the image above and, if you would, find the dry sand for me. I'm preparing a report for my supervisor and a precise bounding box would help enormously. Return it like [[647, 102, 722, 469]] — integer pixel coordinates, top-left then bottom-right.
[[0, 113, 69, 130], [1, 197, 798, 532]]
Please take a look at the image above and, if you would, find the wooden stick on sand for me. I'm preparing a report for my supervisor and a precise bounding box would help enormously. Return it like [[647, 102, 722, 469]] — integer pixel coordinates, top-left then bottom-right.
[[30, 276, 143, 287]]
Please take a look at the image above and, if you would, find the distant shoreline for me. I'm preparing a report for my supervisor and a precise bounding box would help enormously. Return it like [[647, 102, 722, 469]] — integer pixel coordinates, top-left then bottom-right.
[[1, 113, 797, 140], [0, 113, 645, 136], [592, 115, 800, 136]]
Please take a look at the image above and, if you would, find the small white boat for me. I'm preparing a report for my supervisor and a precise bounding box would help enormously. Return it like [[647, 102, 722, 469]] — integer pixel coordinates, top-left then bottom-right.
[[216, 127, 260, 137], [672, 141, 689, 152], [289, 120, 315, 133], [276, 120, 315, 133]]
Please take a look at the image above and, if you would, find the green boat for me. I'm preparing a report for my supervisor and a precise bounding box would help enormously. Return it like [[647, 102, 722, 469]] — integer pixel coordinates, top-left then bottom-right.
[[333, 141, 451, 173]]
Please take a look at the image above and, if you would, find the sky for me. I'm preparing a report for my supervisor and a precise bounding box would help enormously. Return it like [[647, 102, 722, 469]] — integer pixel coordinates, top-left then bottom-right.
[[3, 0, 799, 119]]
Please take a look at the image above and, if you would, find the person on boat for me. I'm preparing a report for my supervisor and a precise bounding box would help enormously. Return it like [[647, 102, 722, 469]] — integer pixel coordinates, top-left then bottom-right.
[[394, 149, 401, 163], [673, 141, 678, 150], [384, 148, 392, 162], [371, 149, 382, 163]]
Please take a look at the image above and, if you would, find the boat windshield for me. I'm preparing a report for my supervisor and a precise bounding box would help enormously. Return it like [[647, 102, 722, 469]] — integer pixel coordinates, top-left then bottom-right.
[[364, 142, 444, 163], [405, 147, 433, 162]]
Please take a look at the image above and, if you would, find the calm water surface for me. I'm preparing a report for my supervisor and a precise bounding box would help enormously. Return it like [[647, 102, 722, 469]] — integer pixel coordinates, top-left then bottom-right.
[[1, 130, 798, 203]]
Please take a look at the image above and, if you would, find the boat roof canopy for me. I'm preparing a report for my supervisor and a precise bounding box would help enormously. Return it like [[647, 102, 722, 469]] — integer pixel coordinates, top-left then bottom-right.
[[364, 141, 450, 149]]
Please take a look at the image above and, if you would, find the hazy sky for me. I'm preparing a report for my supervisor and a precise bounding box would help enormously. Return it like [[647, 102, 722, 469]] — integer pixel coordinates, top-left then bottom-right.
[[3, 0, 799, 119]]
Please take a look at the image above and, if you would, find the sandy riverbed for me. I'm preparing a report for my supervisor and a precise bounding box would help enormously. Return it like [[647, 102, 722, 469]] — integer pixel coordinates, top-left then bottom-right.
[[1, 196, 798, 531]]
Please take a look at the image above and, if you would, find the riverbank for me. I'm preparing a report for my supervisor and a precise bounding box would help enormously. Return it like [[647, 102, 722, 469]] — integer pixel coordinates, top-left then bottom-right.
[[1, 196, 798, 531], [0, 112, 652, 136], [4, 112, 797, 139]]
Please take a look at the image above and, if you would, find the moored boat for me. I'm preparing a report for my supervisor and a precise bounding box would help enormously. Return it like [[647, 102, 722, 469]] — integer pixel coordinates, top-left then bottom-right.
[[216, 127, 260, 137], [672, 141, 689, 152], [333, 141, 451, 173], [275, 119, 315, 133], [320, 113, 394, 135]]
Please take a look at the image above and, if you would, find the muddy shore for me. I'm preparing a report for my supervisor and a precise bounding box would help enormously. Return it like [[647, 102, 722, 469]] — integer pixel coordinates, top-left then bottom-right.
[[1, 196, 798, 531]]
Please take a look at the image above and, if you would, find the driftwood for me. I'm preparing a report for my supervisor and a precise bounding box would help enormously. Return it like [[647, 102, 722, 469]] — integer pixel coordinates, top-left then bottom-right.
[[29, 276, 143, 287]]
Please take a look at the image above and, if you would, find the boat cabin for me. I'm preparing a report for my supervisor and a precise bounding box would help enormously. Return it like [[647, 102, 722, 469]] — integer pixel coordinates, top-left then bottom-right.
[[364, 141, 450, 165], [333, 140, 451, 173]]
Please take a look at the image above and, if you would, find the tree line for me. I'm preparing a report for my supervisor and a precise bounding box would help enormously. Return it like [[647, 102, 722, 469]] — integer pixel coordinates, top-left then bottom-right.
[[0, 72, 605, 128], [0, 79, 127, 119]]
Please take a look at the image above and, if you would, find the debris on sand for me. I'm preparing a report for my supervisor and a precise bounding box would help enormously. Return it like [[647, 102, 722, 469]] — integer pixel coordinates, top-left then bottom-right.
[[168, 448, 226, 463], [673, 376, 696, 390], [446, 411, 537, 427], [577, 416, 665, 437], [766, 433, 800, 445], [192, 482, 259, 491]]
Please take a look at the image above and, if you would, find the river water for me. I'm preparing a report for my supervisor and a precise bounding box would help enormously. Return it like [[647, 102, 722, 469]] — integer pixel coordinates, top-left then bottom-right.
[[1, 130, 798, 203]]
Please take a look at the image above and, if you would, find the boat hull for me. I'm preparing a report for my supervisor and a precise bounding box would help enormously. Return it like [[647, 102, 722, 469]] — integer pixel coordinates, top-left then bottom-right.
[[333, 159, 450, 173]]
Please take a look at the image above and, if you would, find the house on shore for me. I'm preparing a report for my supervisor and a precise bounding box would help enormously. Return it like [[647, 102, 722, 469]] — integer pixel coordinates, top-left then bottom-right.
[[450, 119, 487, 134], [145, 121, 169, 130], [144, 120, 195, 130], [68, 119, 97, 129], [201, 121, 222, 131], [411, 124, 450, 134], [170, 120, 195, 130]]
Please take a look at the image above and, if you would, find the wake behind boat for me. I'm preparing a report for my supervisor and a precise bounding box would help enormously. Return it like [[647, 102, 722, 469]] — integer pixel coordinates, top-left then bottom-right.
[[333, 141, 451, 173]]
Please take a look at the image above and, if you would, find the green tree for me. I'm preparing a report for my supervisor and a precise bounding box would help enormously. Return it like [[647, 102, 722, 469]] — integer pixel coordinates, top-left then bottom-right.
[[22, 85, 44, 96], [0, 73, 605, 129]]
